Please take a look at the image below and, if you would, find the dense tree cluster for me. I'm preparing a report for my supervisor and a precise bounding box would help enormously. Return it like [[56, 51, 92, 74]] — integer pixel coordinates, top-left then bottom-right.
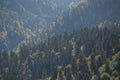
[[0, 22, 120, 80], [0, 0, 120, 80]]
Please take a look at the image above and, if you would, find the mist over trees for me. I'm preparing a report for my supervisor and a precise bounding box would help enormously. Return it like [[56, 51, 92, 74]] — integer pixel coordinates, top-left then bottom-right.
[[0, 0, 120, 80]]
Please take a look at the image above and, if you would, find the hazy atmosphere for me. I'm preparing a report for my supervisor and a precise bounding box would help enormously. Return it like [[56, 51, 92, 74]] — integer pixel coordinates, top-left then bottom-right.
[[0, 0, 120, 80]]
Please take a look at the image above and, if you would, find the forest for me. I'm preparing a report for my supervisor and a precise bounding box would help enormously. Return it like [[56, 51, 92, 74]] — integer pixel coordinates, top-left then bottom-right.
[[0, 0, 120, 80], [0, 22, 120, 80]]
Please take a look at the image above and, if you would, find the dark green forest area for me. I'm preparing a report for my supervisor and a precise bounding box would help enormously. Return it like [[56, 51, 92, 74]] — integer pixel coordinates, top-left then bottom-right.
[[0, 22, 120, 80], [0, 0, 120, 80]]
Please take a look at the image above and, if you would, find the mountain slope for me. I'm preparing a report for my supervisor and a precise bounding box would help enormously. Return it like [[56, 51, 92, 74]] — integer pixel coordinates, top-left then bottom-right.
[[0, 0, 120, 80], [50, 0, 120, 34], [1, 0, 120, 50], [0, 22, 120, 80], [0, 0, 74, 50]]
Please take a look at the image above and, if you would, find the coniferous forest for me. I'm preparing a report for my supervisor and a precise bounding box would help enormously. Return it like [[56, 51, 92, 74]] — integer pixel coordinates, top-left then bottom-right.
[[1, 22, 120, 80], [0, 0, 120, 80]]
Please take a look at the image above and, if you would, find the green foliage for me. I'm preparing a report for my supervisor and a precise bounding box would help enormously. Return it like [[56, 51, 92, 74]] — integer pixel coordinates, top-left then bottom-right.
[[0, 23, 120, 80], [100, 72, 110, 80]]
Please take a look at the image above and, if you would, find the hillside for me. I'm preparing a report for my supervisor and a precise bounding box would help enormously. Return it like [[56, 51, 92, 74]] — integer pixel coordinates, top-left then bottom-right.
[[50, 0, 120, 34], [0, 22, 120, 80], [0, 0, 120, 80], [0, 0, 73, 50], [1, 0, 120, 50]]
